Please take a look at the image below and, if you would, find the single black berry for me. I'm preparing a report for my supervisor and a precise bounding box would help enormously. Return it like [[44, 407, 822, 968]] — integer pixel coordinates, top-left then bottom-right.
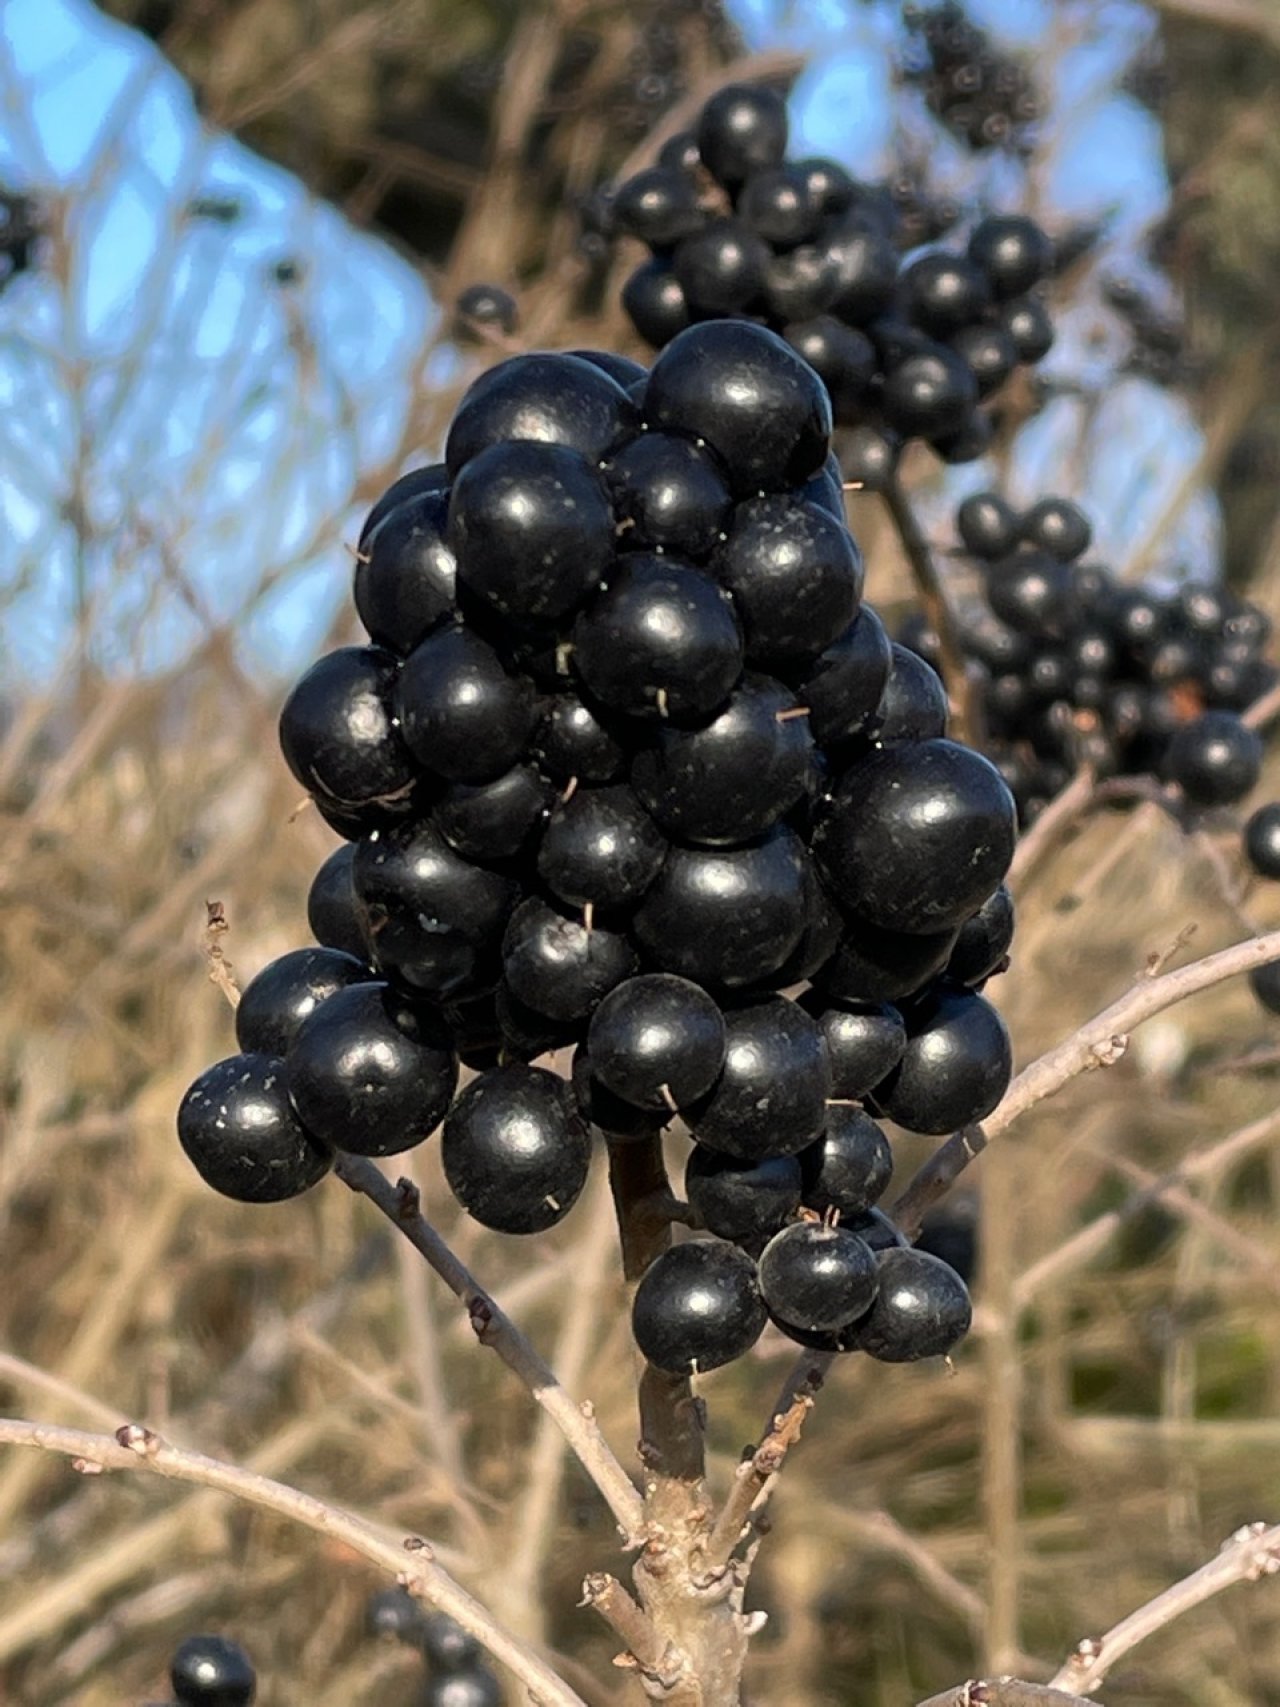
[[307, 844, 370, 961], [1244, 804, 1280, 879], [850, 1246, 972, 1362], [445, 352, 636, 473], [604, 431, 733, 561], [687, 995, 831, 1159], [798, 1106, 894, 1217], [587, 974, 726, 1111], [685, 1147, 802, 1244], [631, 1240, 767, 1374], [396, 624, 536, 784], [872, 984, 1012, 1135], [695, 83, 789, 189], [434, 764, 554, 863], [443, 1064, 590, 1234], [758, 1220, 879, 1333], [355, 486, 456, 653], [804, 998, 907, 1100], [536, 785, 667, 911], [711, 495, 862, 670], [235, 947, 369, 1058], [285, 983, 457, 1155], [1164, 711, 1262, 807], [177, 1054, 332, 1203], [170, 1635, 256, 1706], [947, 885, 1015, 985], [279, 647, 417, 813]]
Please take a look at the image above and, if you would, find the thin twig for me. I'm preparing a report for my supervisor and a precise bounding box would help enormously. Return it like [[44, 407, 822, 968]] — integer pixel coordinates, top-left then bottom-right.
[[0, 1417, 586, 1707], [579, 1573, 672, 1679], [1049, 1521, 1280, 1695], [1014, 1108, 1280, 1308], [334, 1154, 644, 1542], [893, 928, 1280, 1239], [703, 1393, 814, 1572], [917, 1683, 1097, 1707]]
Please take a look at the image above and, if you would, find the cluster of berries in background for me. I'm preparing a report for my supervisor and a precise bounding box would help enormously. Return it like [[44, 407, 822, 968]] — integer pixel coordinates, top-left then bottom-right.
[[898, 2, 1041, 155], [140, 1601, 496, 1705], [369, 1590, 502, 1707], [597, 82, 1056, 474], [901, 489, 1277, 826], [177, 315, 1029, 1377]]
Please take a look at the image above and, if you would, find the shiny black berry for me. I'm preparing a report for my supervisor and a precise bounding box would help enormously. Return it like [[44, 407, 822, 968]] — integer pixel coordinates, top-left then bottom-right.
[[872, 985, 1011, 1135], [643, 321, 832, 496], [285, 982, 457, 1155], [502, 896, 637, 1022], [1244, 804, 1280, 879], [572, 556, 743, 724], [235, 947, 368, 1058], [434, 764, 554, 863], [307, 844, 370, 961], [530, 692, 627, 785], [758, 1220, 879, 1333], [631, 1240, 767, 1374], [711, 495, 862, 669], [445, 352, 636, 473], [396, 624, 536, 783], [604, 431, 733, 561], [685, 1147, 802, 1243], [587, 974, 725, 1111], [630, 827, 810, 989], [813, 740, 1017, 934], [177, 1054, 332, 1203], [1164, 711, 1262, 806], [687, 995, 831, 1159], [947, 885, 1015, 985], [631, 675, 814, 845], [804, 998, 907, 1100], [797, 606, 892, 747], [537, 785, 667, 911], [170, 1635, 256, 1707], [279, 647, 417, 813], [449, 440, 613, 623], [355, 487, 456, 653], [443, 1064, 590, 1234], [799, 1106, 893, 1216], [695, 83, 788, 189], [850, 1246, 972, 1362]]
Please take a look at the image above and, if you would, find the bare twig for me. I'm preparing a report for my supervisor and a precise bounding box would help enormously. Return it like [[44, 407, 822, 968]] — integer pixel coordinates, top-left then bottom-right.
[[333, 1154, 644, 1542], [1015, 1108, 1280, 1308], [0, 1417, 585, 1707], [202, 899, 240, 1009], [893, 928, 1280, 1238], [704, 1393, 814, 1572], [1049, 1521, 1280, 1695], [917, 1683, 1097, 1707], [580, 1573, 673, 1680]]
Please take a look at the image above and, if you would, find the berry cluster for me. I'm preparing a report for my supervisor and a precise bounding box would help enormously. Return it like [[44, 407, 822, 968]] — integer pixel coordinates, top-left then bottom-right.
[[369, 1589, 501, 1706], [178, 319, 1020, 1376], [900, 2, 1040, 154], [602, 82, 1055, 471], [144, 1635, 255, 1706], [903, 490, 1276, 825]]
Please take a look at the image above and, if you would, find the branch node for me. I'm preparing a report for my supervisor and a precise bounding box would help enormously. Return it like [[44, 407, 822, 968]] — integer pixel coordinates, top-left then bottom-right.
[[115, 1422, 159, 1458], [395, 1177, 422, 1219]]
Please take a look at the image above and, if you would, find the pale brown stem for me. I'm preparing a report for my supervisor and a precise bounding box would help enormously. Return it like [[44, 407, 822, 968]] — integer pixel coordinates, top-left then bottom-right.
[[703, 1393, 814, 1572], [0, 1418, 586, 1707], [1006, 768, 1095, 894], [917, 1684, 1098, 1707], [1049, 1521, 1280, 1694], [334, 1154, 644, 1542], [580, 1573, 672, 1678]]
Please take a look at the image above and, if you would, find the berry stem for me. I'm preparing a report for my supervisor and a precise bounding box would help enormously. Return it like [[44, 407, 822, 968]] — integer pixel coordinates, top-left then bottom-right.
[[893, 926, 1280, 1239], [702, 1389, 816, 1573], [881, 473, 980, 745], [334, 1154, 644, 1541]]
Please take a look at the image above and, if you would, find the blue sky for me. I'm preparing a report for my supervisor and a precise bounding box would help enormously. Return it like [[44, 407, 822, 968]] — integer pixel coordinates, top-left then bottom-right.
[[0, 0, 1219, 682]]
